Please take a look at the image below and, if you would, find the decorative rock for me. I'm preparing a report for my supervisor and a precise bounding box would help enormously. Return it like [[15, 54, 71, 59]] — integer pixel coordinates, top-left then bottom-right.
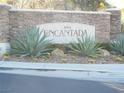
[[61, 58, 68, 63], [51, 48, 66, 58], [99, 49, 110, 57], [0, 43, 10, 55], [112, 55, 123, 62], [88, 58, 96, 64], [0, 53, 3, 61]]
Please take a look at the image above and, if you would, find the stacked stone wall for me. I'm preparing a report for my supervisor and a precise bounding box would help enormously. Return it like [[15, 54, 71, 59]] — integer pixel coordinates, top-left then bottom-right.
[[0, 4, 121, 43]]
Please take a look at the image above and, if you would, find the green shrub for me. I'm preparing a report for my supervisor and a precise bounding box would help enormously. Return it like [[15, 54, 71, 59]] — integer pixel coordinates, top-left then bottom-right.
[[68, 35, 101, 57], [10, 27, 52, 57], [111, 33, 124, 56]]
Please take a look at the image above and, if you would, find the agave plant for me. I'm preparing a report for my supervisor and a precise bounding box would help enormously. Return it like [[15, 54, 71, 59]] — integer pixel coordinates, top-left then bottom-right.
[[68, 34, 101, 57], [111, 33, 124, 56], [10, 27, 52, 57]]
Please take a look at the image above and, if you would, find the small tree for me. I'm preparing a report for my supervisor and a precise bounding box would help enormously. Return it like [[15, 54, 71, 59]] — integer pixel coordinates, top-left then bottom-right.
[[0, 0, 7, 3], [68, 0, 108, 11]]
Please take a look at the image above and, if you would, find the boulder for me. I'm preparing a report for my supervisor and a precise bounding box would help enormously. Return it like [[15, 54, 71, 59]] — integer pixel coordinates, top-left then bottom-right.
[[51, 48, 66, 58], [99, 49, 110, 57]]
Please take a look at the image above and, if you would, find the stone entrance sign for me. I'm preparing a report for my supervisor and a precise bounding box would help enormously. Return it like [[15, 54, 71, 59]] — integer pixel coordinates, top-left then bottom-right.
[[38, 22, 95, 43]]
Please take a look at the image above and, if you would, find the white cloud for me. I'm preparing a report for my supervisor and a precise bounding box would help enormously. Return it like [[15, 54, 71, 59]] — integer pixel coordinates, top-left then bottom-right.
[[106, 0, 124, 8]]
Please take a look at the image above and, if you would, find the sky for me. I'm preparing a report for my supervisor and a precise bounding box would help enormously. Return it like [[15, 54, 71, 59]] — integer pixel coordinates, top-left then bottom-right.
[[106, 0, 124, 8]]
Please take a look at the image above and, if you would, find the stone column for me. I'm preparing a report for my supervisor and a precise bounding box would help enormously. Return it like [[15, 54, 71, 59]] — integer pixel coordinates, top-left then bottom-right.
[[106, 8, 121, 39], [0, 4, 11, 55], [0, 4, 11, 42]]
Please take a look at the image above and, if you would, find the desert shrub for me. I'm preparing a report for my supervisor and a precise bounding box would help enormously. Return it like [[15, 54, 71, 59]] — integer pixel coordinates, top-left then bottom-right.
[[121, 23, 124, 32], [68, 34, 101, 57], [110, 33, 124, 56], [10, 27, 52, 57]]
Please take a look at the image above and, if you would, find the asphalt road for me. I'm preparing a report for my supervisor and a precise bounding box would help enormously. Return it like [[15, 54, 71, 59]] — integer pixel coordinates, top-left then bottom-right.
[[0, 73, 123, 93]]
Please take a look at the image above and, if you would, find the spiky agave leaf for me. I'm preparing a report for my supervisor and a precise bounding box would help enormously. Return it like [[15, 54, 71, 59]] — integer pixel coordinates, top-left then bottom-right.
[[68, 33, 101, 57], [111, 33, 124, 55], [10, 27, 53, 57]]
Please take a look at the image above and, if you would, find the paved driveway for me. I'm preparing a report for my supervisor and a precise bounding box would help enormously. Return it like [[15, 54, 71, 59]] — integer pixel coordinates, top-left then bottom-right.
[[0, 73, 124, 93]]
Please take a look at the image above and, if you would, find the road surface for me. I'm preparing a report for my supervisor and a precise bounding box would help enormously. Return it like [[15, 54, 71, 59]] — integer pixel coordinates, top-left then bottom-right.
[[0, 73, 124, 93]]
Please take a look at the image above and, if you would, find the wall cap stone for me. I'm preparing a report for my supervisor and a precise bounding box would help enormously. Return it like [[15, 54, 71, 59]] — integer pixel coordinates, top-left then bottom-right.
[[106, 8, 121, 11], [9, 9, 111, 15]]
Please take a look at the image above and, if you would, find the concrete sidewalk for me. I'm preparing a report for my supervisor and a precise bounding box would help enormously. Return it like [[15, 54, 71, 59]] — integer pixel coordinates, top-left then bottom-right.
[[0, 61, 124, 73]]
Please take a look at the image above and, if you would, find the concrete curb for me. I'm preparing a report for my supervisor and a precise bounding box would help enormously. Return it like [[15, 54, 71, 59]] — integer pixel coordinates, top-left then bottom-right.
[[0, 61, 124, 73]]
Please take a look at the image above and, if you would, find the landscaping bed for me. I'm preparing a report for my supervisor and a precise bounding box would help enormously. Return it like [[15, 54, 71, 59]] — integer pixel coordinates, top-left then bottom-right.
[[3, 52, 124, 64], [1, 27, 124, 64]]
